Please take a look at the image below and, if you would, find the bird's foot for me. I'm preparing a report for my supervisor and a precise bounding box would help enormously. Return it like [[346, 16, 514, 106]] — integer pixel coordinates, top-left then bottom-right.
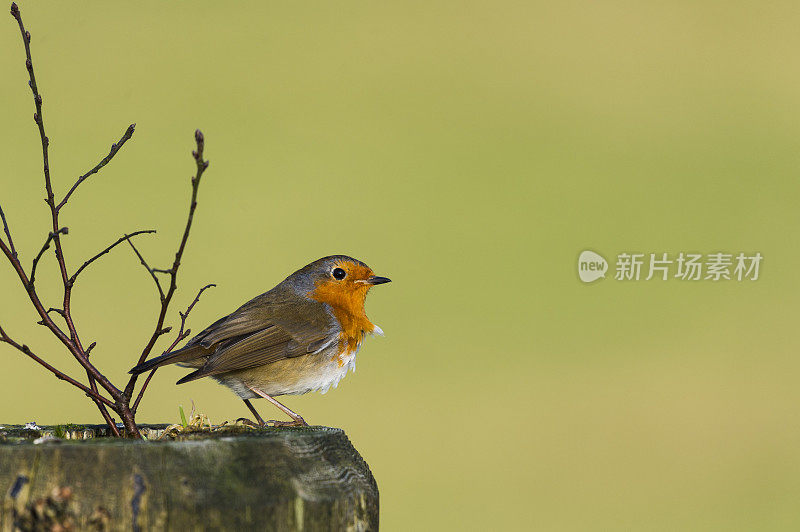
[[266, 416, 308, 428], [235, 417, 263, 429]]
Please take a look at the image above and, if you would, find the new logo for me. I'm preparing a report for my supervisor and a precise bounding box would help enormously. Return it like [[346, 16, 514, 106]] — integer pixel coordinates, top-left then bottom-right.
[[578, 250, 608, 283]]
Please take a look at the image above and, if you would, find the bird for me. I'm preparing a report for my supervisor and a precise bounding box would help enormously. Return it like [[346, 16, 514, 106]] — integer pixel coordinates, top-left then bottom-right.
[[129, 255, 390, 426]]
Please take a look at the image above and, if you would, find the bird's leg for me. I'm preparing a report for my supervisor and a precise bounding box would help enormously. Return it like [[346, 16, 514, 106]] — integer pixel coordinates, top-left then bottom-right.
[[247, 386, 309, 427], [242, 399, 266, 427]]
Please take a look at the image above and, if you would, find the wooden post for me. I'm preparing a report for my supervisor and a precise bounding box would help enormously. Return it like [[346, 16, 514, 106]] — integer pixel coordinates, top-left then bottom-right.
[[0, 425, 378, 530]]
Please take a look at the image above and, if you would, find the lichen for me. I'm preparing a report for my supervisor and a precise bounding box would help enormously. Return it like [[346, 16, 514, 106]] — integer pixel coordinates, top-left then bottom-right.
[[157, 413, 262, 441]]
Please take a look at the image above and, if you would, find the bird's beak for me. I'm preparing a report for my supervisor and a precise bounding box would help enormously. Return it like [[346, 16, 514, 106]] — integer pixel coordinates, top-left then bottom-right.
[[367, 275, 391, 285]]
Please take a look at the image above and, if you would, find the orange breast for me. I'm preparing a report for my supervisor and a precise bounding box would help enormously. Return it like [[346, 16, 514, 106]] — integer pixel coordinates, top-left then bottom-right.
[[309, 267, 375, 367]]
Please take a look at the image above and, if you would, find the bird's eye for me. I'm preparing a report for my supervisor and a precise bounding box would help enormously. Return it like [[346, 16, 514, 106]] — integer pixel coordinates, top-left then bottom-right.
[[332, 267, 346, 280]]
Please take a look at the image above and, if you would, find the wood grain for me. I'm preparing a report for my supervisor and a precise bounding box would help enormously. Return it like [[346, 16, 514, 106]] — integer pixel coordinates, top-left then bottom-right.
[[0, 425, 378, 530]]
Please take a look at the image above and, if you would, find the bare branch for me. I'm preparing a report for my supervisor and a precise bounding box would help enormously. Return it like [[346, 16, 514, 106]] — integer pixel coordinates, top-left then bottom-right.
[[9, 3, 125, 436], [69, 230, 155, 285], [0, 202, 16, 258], [36, 308, 66, 327], [124, 130, 210, 401], [56, 124, 136, 211], [10, 0, 64, 277], [0, 231, 117, 392], [131, 369, 157, 413], [125, 236, 165, 301], [132, 283, 215, 413], [8, 5, 215, 437], [29, 227, 68, 285], [181, 283, 216, 323], [0, 324, 116, 409]]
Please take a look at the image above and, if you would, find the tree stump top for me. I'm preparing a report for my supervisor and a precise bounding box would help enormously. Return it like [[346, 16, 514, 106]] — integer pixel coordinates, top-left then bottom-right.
[[0, 424, 379, 530]]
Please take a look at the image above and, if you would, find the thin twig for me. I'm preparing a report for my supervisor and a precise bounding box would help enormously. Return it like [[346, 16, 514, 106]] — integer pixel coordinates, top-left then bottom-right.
[[69, 230, 155, 285], [29, 227, 68, 285], [36, 307, 65, 327], [181, 284, 216, 323], [125, 237, 165, 301], [124, 130, 210, 401], [131, 369, 157, 414], [10, 1, 63, 281], [0, 235, 104, 375], [132, 283, 215, 413], [0, 202, 16, 258], [56, 124, 136, 211], [10, 3, 123, 435], [6, 5, 213, 438], [0, 324, 116, 409]]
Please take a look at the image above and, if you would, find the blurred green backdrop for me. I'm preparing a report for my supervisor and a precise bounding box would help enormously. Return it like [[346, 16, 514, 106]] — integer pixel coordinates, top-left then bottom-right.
[[2, 1, 800, 530]]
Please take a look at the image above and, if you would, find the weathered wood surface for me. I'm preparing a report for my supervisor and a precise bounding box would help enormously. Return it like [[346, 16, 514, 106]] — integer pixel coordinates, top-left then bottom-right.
[[0, 425, 378, 531]]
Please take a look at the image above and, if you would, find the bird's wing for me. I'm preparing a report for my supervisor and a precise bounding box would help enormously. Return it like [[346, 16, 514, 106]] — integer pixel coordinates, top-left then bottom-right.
[[211, 324, 332, 371], [176, 324, 333, 383], [187, 307, 265, 348], [176, 294, 336, 383], [186, 288, 331, 347]]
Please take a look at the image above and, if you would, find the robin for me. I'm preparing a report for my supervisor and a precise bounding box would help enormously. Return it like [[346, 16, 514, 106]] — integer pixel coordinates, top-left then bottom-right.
[[129, 255, 390, 426]]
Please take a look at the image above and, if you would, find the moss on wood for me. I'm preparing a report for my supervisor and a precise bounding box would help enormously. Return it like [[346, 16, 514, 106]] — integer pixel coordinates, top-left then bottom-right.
[[0, 425, 378, 530]]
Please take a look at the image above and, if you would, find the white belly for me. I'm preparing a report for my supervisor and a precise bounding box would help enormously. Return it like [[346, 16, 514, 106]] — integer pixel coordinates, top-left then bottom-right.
[[213, 346, 359, 399], [290, 350, 357, 395]]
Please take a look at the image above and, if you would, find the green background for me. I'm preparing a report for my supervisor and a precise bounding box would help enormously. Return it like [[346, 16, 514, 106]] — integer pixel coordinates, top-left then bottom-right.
[[2, 2, 799, 530]]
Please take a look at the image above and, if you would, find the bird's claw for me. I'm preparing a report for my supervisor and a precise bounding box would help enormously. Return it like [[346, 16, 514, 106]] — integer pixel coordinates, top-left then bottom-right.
[[235, 417, 263, 429], [266, 417, 308, 427]]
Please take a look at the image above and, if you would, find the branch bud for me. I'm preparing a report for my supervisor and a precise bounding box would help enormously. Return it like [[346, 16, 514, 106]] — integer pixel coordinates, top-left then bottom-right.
[[194, 129, 204, 144], [10, 3, 19, 17], [24, 30, 30, 43]]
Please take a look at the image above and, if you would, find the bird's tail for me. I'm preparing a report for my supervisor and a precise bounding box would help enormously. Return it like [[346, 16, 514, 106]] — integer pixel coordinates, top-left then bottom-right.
[[128, 344, 206, 375]]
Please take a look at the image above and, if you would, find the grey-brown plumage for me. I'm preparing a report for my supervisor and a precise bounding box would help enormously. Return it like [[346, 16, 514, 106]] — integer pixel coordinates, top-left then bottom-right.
[[129, 255, 390, 425]]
